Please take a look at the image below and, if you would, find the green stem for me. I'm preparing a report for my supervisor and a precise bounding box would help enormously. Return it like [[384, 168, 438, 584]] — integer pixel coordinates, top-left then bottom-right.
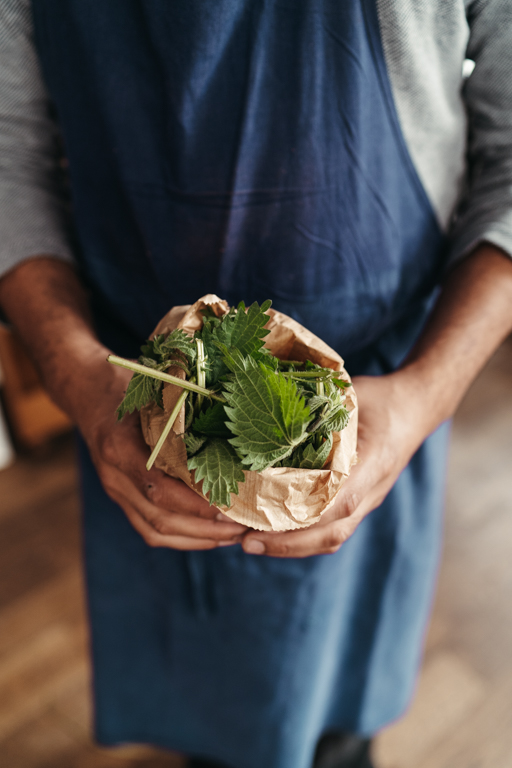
[[307, 403, 330, 435], [280, 370, 341, 380], [146, 388, 189, 471], [107, 354, 225, 402], [316, 380, 325, 397], [195, 338, 206, 412]]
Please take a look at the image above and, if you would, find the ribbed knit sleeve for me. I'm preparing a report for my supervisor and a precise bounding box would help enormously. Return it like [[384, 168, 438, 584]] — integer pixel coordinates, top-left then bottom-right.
[[0, 0, 74, 280], [449, 0, 512, 264]]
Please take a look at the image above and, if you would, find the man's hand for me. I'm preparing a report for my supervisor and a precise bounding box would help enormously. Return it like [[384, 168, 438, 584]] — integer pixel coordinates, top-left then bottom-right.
[[0, 258, 247, 550], [78, 361, 248, 550], [242, 243, 512, 558], [241, 373, 422, 557]]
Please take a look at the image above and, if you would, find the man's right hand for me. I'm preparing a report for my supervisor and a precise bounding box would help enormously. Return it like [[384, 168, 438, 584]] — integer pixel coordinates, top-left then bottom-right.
[[0, 258, 247, 550], [80, 362, 248, 550]]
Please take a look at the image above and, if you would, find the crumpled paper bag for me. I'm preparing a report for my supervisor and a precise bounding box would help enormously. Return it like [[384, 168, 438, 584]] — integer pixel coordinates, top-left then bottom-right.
[[140, 294, 358, 531]]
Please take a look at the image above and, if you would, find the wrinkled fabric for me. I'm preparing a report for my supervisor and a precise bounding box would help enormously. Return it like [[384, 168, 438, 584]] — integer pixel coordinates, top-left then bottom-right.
[[34, 2, 448, 767], [79, 423, 449, 768]]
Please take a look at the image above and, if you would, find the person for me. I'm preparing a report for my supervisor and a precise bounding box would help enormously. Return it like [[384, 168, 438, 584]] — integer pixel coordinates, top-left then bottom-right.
[[1, 2, 512, 767]]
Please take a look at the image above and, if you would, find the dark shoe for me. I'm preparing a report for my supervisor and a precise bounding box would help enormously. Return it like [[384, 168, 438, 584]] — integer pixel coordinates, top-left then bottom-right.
[[314, 731, 375, 768], [187, 733, 375, 768]]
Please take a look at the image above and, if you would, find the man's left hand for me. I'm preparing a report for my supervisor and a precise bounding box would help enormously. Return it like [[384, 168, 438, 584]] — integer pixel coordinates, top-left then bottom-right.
[[241, 372, 425, 558]]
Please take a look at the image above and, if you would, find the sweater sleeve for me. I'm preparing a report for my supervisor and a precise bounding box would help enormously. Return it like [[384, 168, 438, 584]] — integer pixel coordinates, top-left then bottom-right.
[[0, 0, 74, 280], [449, 0, 512, 264]]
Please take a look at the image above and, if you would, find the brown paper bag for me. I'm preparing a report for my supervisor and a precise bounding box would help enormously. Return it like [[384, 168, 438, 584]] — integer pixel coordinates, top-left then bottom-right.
[[140, 294, 358, 531]]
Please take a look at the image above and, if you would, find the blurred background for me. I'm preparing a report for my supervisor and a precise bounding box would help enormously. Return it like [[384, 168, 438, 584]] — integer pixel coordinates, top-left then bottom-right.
[[0, 327, 511, 768]]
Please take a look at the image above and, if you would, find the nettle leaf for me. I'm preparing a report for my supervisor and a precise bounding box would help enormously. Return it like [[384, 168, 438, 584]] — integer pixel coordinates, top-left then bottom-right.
[[293, 378, 318, 395], [214, 300, 272, 357], [153, 329, 196, 365], [283, 433, 333, 469], [138, 355, 162, 369], [200, 309, 222, 332], [116, 329, 196, 418], [307, 380, 351, 436], [139, 338, 160, 361], [184, 398, 195, 430], [200, 300, 272, 386], [332, 377, 352, 390], [322, 404, 350, 433], [140, 330, 196, 373], [188, 438, 245, 507], [193, 402, 231, 438], [200, 324, 230, 386], [117, 373, 162, 420], [221, 348, 311, 471], [321, 381, 350, 431], [258, 352, 279, 370], [184, 433, 207, 457], [306, 394, 330, 414]]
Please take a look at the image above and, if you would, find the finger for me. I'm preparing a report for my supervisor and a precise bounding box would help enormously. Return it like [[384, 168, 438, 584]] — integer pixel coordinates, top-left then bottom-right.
[[108, 474, 247, 540], [103, 422, 223, 519], [241, 457, 388, 558], [241, 515, 358, 558], [122, 500, 240, 550], [326, 445, 398, 524], [143, 471, 223, 520], [216, 512, 237, 523]]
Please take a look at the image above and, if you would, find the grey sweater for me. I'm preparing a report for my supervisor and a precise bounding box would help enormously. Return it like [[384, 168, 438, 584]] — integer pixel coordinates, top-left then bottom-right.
[[1, 0, 512, 280]]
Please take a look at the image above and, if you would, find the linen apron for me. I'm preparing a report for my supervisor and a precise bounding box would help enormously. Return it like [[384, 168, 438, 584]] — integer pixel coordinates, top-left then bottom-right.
[[33, 3, 450, 767]]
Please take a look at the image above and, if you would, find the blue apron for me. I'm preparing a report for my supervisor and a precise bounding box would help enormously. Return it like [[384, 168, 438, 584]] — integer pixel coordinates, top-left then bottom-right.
[[33, 3, 449, 767]]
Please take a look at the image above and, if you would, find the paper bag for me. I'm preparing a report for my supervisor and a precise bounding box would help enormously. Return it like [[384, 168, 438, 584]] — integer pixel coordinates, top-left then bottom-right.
[[140, 294, 358, 531]]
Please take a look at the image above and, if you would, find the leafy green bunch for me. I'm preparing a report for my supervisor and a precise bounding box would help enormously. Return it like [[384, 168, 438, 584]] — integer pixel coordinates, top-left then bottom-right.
[[110, 301, 351, 508]]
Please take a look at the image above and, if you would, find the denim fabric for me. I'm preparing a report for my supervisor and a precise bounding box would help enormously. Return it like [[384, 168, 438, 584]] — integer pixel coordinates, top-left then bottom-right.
[[78, 423, 448, 768]]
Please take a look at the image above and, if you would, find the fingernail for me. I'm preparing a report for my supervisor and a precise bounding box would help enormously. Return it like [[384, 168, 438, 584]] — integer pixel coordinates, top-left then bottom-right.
[[217, 540, 239, 547], [244, 539, 265, 555], [216, 512, 231, 522]]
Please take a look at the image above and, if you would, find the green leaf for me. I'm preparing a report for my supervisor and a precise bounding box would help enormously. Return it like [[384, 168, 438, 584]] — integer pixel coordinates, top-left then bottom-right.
[[116, 329, 197, 418], [184, 433, 207, 457], [304, 378, 350, 434], [199, 324, 230, 385], [138, 355, 163, 369], [332, 378, 351, 389], [184, 398, 195, 430], [154, 329, 196, 364], [116, 373, 162, 420], [221, 348, 311, 471], [188, 438, 245, 507], [200, 300, 272, 386], [283, 433, 333, 469], [322, 404, 350, 433], [140, 330, 196, 369], [136, 353, 190, 381], [213, 300, 272, 357], [306, 394, 330, 414], [193, 402, 231, 438]]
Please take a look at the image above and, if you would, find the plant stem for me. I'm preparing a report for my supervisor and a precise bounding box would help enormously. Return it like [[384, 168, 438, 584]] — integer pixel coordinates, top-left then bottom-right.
[[107, 354, 225, 401], [146, 388, 189, 471], [195, 338, 206, 412], [307, 403, 329, 434], [280, 370, 341, 380], [316, 380, 325, 397]]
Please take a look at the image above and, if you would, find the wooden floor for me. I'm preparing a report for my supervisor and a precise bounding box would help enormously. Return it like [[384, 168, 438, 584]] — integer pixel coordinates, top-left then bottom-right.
[[375, 337, 512, 768], [0, 337, 511, 768]]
